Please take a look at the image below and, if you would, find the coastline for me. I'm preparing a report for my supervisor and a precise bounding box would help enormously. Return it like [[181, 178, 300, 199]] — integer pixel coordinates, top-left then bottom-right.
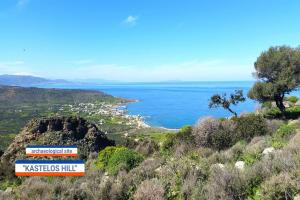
[[116, 101, 151, 129], [117, 101, 180, 132]]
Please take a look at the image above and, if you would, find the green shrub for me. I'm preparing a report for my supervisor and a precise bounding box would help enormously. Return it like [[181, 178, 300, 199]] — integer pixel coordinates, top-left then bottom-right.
[[285, 106, 300, 119], [134, 139, 159, 156], [287, 96, 299, 103], [234, 114, 269, 141], [161, 133, 176, 152], [264, 107, 282, 119], [241, 152, 262, 166], [270, 124, 296, 149], [96, 146, 118, 170], [193, 117, 237, 150], [96, 146, 144, 175], [260, 173, 298, 200], [262, 101, 272, 109], [202, 167, 248, 200], [134, 179, 165, 200], [162, 125, 193, 151], [177, 126, 193, 141], [107, 148, 144, 175], [210, 120, 237, 150], [193, 115, 269, 150], [271, 138, 287, 149], [275, 124, 296, 138]]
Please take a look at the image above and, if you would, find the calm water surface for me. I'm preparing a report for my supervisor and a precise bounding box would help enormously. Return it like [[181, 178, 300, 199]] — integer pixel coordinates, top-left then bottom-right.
[[39, 81, 300, 129]]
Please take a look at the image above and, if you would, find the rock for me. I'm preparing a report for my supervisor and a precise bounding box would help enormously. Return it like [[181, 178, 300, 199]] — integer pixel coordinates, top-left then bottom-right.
[[1, 116, 115, 164], [102, 173, 109, 183], [235, 161, 245, 170], [295, 100, 300, 106], [262, 147, 275, 155], [283, 101, 291, 108], [217, 163, 225, 168], [155, 166, 162, 173]]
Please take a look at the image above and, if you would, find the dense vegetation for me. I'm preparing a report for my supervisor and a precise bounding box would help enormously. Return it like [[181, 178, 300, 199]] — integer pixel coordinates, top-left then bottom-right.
[[248, 46, 300, 114], [1, 114, 299, 199]]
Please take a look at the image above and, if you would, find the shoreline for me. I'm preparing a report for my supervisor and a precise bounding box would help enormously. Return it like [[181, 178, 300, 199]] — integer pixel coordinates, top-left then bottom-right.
[[117, 101, 180, 132]]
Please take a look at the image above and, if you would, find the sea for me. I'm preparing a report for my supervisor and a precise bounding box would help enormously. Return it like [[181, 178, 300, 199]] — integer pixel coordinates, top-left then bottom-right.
[[39, 81, 300, 129]]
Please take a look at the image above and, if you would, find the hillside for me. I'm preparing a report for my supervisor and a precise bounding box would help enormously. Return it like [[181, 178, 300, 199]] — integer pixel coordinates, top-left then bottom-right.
[[0, 85, 131, 151], [1, 116, 114, 165], [1, 114, 300, 199], [0, 74, 71, 86], [0, 85, 115, 106]]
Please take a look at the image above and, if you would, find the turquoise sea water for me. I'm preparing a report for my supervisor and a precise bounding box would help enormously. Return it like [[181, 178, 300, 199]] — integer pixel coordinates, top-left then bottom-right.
[[40, 81, 300, 129]]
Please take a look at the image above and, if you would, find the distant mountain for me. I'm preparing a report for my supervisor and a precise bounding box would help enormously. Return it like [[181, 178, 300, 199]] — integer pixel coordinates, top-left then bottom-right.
[[0, 74, 72, 86]]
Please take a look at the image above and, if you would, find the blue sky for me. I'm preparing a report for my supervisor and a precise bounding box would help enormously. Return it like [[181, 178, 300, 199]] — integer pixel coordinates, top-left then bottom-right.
[[0, 0, 300, 82]]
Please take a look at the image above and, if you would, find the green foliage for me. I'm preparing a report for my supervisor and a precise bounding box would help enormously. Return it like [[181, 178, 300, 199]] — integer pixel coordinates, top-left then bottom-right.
[[96, 146, 144, 175], [264, 107, 282, 118], [194, 115, 268, 151], [96, 146, 118, 170], [193, 118, 237, 150], [261, 101, 272, 109], [248, 46, 300, 113], [271, 138, 287, 149], [285, 106, 300, 119], [161, 133, 177, 152], [287, 96, 299, 103], [210, 120, 236, 150], [209, 90, 245, 117], [234, 114, 269, 141], [241, 152, 262, 166], [162, 125, 193, 151], [264, 105, 300, 119], [177, 125, 193, 140], [270, 124, 296, 149], [275, 124, 296, 138], [260, 173, 298, 200]]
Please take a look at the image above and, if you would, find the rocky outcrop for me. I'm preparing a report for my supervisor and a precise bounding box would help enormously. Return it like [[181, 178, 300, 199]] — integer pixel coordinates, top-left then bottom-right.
[[1, 116, 115, 164], [262, 147, 275, 156]]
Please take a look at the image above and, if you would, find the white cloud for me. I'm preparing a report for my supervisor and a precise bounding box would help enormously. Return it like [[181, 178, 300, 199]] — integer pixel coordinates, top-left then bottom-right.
[[122, 15, 138, 26], [0, 61, 37, 76], [0, 61, 25, 65], [56, 59, 253, 82], [0, 59, 254, 82]]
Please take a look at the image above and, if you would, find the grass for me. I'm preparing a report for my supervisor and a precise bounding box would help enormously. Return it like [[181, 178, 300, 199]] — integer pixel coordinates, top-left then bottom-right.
[[130, 129, 176, 143], [0, 134, 16, 152]]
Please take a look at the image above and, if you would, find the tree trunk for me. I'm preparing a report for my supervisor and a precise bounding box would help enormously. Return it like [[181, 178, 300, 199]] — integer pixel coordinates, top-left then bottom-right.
[[227, 107, 237, 117], [275, 94, 286, 115]]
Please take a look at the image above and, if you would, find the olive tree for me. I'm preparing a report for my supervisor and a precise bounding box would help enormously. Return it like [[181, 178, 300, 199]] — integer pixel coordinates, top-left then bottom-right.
[[248, 46, 300, 113], [209, 90, 245, 117]]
